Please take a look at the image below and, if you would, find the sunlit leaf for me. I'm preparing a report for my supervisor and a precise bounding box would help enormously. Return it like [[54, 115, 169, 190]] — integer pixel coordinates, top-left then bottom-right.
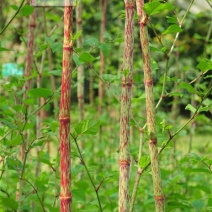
[[20, 5, 34, 16], [185, 104, 196, 113], [144, 2, 174, 16], [73, 119, 100, 136], [163, 24, 182, 35], [139, 156, 150, 169]]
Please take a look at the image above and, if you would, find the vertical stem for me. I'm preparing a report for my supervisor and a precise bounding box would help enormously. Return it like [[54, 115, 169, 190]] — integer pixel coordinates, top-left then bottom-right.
[[76, 0, 85, 121], [17, 9, 36, 205], [129, 128, 144, 212], [136, 0, 165, 211], [119, 1, 135, 211], [23, 10, 36, 101], [89, 72, 94, 105], [98, 0, 108, 115], [59, 6, 73, 212]]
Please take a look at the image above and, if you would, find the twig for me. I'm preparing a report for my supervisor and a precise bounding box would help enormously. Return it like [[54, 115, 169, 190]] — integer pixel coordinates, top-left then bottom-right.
[[0, 0, 25, 35], [71, 134, 103, 212]]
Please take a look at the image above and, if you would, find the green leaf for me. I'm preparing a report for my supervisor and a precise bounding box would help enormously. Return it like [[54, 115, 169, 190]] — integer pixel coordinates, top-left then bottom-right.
[[144, 2, 174, 16], [191, 199, 206, 211], [163, 24, 183, 35], [185, 104, 196, 113], [73, 54, 84, 66], [50, 42, 62, 53], [99, 43, 110, 56], [48, 70, 62, 76], [73, 119, 100, 136], [1, 119, 18, 129], [10, 5, 18, 10], [102, 74, 121, 83], [151, 58, 159, 71], [196, 59, 212, 71], [166, 16, 178, 24], [6, 157, 22, 171], [73, 30, 82, 40], [28, 88, 53, 98], [20, 5, 34, 16], [190, 168, 211, 174], [38, 151, 53, 166], [31, 140, 46, 147], [84, 37, 99, 47], [198, 106, 209, 113], [132, 94, 146, 102], [179, 82, 197, 94], [72, 189, 86, 201], [139, 156, 150, 169], [0, 47, 10, 51], [1, 197, 18, 210], [79, 52, 96, 63]]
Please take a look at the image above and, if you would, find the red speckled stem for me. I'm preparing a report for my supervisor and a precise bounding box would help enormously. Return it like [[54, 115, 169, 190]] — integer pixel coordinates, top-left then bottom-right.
[[119, 1, 135, 211], [59, 6, 73, 212], [136, 0, 165, 211]]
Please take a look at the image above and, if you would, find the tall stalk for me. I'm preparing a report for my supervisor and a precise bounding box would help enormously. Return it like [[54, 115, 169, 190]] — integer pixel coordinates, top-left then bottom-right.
[[59, 5, 73, 212], [98, 0, 108, 115], [17, 9, 36, 205], [76, 0, 84, 121], [119, 0, 135, 211], [136, 1, 165, 211]]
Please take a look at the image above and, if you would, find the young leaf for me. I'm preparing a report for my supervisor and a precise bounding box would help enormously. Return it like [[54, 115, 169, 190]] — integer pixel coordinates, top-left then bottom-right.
[[102, 74, 121, 83], [198, 106, 209, 113], [79, 52, 96, 63], [185, 104, 196, 113], [0, 47, 10, 51], [73, 119, 100, 136], [1, 119, 18, 129], [6, 157, 22, 171], [99, 43, 110, 56], [191, 199, 206, 211], [179, 82, 197, 94], [1, 197, 18, 210], [163, 24, 182, 35], [196, 59, 212, 71], [48, 70, 62, 76], [84, 37, 99, 47], [28, 88, 53, 98], [144, 2, 174, 16], [20, 5, 34, 16], [51, 42, 62, 53], [73, 30, 82, 40], [139, 156, 150, 169]]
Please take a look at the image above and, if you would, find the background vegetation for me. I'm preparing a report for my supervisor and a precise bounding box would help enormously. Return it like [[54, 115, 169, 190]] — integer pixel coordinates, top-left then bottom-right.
[[0, 0, 212, 211]]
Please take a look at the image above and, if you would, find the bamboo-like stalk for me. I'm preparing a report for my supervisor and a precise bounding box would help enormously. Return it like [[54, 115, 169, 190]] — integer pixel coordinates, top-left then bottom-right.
[[59, 6, 73, 212], [119, 0, 135, 211], [136, 1, 165, 211], [98, 0, 108, 116], [76, 0, 84, 121], [17, 9, 36, 205]]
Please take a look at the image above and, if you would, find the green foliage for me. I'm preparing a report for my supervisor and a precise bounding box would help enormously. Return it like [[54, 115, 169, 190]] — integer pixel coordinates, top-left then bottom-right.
[[28, 88, 53, 98], [72, 119, 100, 138], [0, 0, 211, 211]]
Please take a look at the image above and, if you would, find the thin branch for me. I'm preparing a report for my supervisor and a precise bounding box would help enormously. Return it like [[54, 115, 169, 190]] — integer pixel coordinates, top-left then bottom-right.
[[71, 134, 103, 212], [0, 0, 25, 35], [21, 178, 46, 212]]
